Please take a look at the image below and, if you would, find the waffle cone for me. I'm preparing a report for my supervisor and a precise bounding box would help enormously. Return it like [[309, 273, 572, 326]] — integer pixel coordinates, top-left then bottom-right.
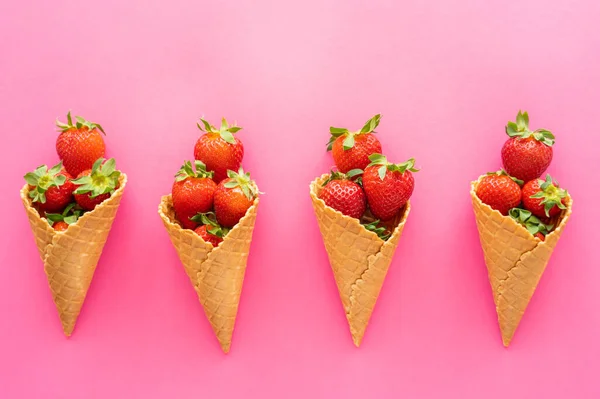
[[20, 175, 127, 336], [310, 174, 411, 346], [470, 176, 572, 346], [158, 194, 259, 353]]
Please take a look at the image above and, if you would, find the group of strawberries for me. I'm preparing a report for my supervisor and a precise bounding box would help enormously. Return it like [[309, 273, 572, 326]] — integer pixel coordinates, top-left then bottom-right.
[[318, 114, 418, 239], [170, 118, 258, 246], [476, 111, 568, 240], [25, 112, 121, 231]]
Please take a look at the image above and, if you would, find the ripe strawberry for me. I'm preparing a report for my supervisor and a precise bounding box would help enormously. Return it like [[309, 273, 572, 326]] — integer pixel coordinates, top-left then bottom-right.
[[362, 154, 418, 221], [501, 111, 554, 182], [318, 170, 366, 219], [191, 212, 229, 247], [56, 111, 106, 176], [24, 162, 75, 213], [476, 171, 522, 216], [521, 174, 567, 218], [214, 168, 259, 228], [45, 203, 84, 231], [327, 114, 383, 173], [508, 207, 553, 238], [171, 160, 217, 229], [194, 117, 244, 182], [72, 158, 121, 211]]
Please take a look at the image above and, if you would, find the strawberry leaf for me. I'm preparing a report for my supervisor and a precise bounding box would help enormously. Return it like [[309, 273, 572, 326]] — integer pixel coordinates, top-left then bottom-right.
[[362, 219, 391, 240], [359, 114, 381, 134], [342, 134, 355, 150]]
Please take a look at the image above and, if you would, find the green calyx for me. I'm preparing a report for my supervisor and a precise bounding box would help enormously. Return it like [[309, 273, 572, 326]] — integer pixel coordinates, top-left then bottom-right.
[[487, 169, 524, 186], [327, 114, 381, 151], [509, 208, 554, 237], [530, 174, 568, 217], [321, 169, 364, 186], [190, 212, 230, 238], [505, 110, 554, 146], [362, 219, 391, 240], [72, 158, 121, 198], [56, 111, 105, 135], [24, 161, 67, 204], [175, 160, 214, 182], [223, 167, 259, 201], [45, 203, 84, 227], [197, 117, 242, 145], [367, 153, 419, 180]]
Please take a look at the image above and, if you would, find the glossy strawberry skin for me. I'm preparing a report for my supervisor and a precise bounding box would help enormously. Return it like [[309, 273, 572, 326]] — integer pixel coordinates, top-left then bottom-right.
[[362, 166, 414, 221], [194, 133, 244, 183], [53, 221, 69, 232], [501, 137, 552, 182], [521, 179, 564, 218], [194, 225, 223, 247], [476, 175, 522, 216], [332, 134, 382, 173], [172, 177, 217, 229], [214, 178, 254, 228], [318, 180, 366, 219], [38, 170, 75, 213], [56, 128, 106, 177]]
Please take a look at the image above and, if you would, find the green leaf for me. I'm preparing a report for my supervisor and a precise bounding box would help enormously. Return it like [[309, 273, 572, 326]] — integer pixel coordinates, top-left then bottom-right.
[[360, 114, 381, 133], [506, 121, 519, 136], [24, 173, 39, 186], [367, 153, 387, 167], [220, 118, 228, 131], [102, 158, 116, 176], [55, 175, 66, 185], [229, 126, 242, 133], [220, 130, 236, 144], [64, 215, 78, 224], [224, 181, 238, 188], [48, 162, 63, 175], [329, 127, 348, 135], [346, 169, 364, 178], [342, 134, 355, 150], [67, 111, 73, 126], [378, 165, 387, 180], [198, 118, 214, 132]]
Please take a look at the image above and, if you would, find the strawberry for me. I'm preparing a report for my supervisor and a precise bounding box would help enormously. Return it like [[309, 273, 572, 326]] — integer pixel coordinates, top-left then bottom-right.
[[72, 158, 121, 211], [327, 114, 383, 173], [522, 174, 568, 218], [534, 232, 545, 241], [45, 203, 84, 231], [509, 207, 553, 238], [194, 117, 244, 182], [501, 111, 554, 182], [56, 111, 106, 176], [191, 212, 229, 247], [24, 161, 75, 213], [318, 170, 366, 219], [171, 160, 217, 229], [214, 168, 259, 228], [476, 171, 522, 216], [362, 154, 418, 221]]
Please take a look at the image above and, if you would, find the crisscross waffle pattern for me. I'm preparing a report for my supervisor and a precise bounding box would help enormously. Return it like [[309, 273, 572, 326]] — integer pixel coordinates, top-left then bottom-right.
[[158, 194, 259, 353], [310, 174, 410, 346], [470, 176, 572, 346], [20, 175, 127, 336]]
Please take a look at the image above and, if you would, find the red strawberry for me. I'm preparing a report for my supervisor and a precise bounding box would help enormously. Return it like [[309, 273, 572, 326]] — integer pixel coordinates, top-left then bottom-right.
[[73, 158, 121, 211], [194, 117, 244, 183], [362, 154, 418, 221], [191, 212, 228, 247], [508, 207, 553, 238], [171, 160, 217, 229], [522, 174, 567, 218], [318, 170, 366, 219], [45, 203, 84, 231], [56, 111, 106, 176], [476, 171, 522, 216], [214, 168, 258, 228], [534, 232, 545, 241], [24, 162, 75, 213], [327, 114, 383, 173], [501, 111, 554, 182]]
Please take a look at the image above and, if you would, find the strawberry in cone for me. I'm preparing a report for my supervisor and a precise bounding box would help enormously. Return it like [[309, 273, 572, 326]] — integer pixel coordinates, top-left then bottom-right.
[[158, 117, 260, 353], [311, 114, 417, 346], [471, 110, 572, 347], [21, 111, 127, 336]]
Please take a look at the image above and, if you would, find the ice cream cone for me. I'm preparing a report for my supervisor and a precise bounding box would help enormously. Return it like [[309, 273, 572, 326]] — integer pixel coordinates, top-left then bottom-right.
[[158, 194, 259, 353], [20, 174, 127, 336], [470, 176, 572, 346], [310, 174, 411, 346]]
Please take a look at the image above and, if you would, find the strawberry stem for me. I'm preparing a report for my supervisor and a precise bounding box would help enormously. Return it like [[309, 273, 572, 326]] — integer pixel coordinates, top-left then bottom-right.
[[56, 111, 105, 135], [505, 110, 554, 146]]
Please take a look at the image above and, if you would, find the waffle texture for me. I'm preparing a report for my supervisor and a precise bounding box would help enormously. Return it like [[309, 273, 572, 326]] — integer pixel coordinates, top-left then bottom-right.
[[470, 176, 572, 346], [158, 194, 259, 353], [20, 174, 127, 336], [310, 174, 411, 346]]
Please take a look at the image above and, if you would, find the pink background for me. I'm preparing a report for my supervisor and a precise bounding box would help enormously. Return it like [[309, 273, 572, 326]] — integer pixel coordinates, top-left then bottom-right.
[[1, 0, 599, 397]]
